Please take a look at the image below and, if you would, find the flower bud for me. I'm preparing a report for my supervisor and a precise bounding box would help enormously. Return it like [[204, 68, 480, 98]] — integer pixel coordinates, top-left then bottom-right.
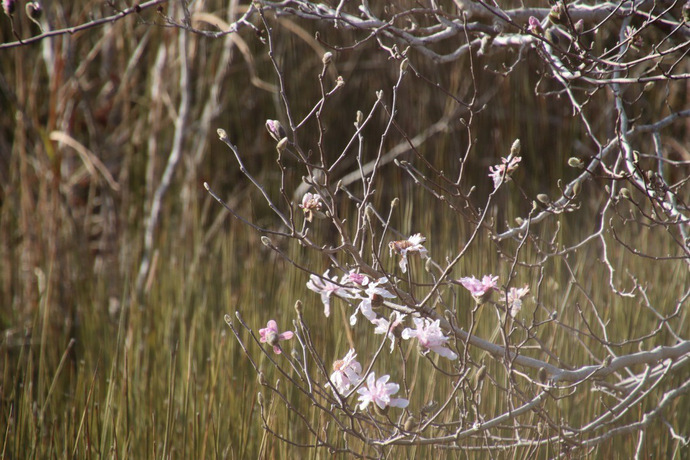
[[527, 16, 543, 35], [548, 3, 565, 25], [336, 76, 344, 88], [537, 193, 550, 204], [473, 361, 487, 388], [619, 188, 630, 199], [425, 257, 433, 272], [276, 137, 288, 153], [2, 0, 15, 16], [265, 119, 286, 142], [403, 415, 418, 432], [261, 236, 272, 247], [217, 128, 228, 141], [364, 203, 375, 221], [510, 138, 521, 156], [322, 51, 333, 66], [572, 180, 581, 197], [374, 403, 389, 417], [294, 299, 303, 315], [26, 2, 42, 23]]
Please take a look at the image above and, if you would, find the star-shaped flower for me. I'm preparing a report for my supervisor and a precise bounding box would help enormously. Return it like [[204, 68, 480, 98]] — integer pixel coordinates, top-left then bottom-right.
[[501, 285, 530, 318], [371, 311, 406, 352], [457, 274, 499, 304], [349, 278, 396, 326], [489, 156, 522, 190], [356, 372, 409, 411], [330, 348, 363, 394], [389, 233, 428, 273], [259, 320, 294, 354], [402, 317, 458, 360], [306, 270, 357, 317]]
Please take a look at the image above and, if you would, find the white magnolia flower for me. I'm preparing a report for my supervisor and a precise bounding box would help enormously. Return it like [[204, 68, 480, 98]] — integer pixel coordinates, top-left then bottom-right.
[[389, 234, 428, 273]]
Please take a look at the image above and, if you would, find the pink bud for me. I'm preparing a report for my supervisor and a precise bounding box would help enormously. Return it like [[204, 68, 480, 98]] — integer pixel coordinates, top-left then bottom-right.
[[3, 0, 16, 16]]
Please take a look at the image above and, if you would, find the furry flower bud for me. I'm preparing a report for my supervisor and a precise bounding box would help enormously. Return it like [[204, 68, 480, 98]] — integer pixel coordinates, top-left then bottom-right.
[[2, 0, 15, 16], [265, 119, 287, 142]]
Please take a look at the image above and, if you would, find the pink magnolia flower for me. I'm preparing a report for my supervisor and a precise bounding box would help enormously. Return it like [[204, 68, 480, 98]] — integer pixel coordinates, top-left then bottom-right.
[[401, 317, 458, 360], [489, 156, 522, 190], [371, 311, 406, 352], [330, 348, 363, 394], [299, 192, 324, 222], [259, 320, 294, 354], [357, 372, 409, 411], [306, 270, 357, 317], [349, 278, 395, 326], [389, 233, 428, 273], [457, 274, 499, 304], [501, 285, 530, 318], [342, 269, 370, 287]]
